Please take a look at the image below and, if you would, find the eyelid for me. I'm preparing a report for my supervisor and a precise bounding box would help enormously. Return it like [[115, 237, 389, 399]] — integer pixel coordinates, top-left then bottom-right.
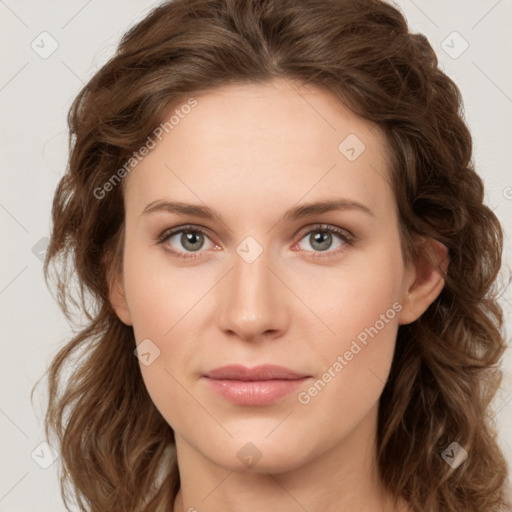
[[294, 223, 355, 243], [157, 224, 216, 244]]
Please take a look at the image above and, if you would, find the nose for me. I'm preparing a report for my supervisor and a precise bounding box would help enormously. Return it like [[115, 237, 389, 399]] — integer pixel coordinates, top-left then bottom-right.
[[216, 248, 290, 342]]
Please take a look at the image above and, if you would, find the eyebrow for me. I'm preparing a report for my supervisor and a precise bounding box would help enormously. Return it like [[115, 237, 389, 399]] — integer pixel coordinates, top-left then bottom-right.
[[141, 198, 374, 222]]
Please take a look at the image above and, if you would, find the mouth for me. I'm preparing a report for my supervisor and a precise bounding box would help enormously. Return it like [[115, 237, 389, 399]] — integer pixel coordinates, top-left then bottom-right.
[[202, 364, 311, 406]]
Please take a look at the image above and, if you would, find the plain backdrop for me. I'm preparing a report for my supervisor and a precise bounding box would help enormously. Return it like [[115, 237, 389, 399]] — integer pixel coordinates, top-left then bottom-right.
[[1, 1, 511, 510]]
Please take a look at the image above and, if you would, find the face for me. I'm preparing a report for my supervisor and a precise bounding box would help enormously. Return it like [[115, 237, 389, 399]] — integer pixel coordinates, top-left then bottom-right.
[[110, 78, 444, 474]]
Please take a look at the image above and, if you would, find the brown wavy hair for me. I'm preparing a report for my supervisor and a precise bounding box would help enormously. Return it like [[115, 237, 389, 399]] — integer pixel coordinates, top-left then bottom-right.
[[33, 0, 511, 510]]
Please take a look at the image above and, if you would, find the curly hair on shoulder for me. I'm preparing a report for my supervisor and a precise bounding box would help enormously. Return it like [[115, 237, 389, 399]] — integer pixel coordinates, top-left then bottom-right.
[[34, 0, 510, 510]]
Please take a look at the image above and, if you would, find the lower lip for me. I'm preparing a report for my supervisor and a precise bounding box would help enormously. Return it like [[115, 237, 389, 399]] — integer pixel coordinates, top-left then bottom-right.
[[204, 377, 310, 406]]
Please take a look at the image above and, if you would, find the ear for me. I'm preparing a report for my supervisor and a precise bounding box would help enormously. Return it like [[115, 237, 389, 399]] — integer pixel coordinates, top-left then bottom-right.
[[109, 275, 133, 325], [398, 237, 449, 325], [107, 266, 133, 326]]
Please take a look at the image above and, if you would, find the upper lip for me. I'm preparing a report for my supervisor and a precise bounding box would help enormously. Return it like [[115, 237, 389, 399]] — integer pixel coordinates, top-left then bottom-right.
[[204, 364, 309, 381]]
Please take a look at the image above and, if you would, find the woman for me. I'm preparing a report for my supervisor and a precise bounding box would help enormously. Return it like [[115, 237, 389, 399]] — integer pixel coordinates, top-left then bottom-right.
[[37, 0, 511, 510]]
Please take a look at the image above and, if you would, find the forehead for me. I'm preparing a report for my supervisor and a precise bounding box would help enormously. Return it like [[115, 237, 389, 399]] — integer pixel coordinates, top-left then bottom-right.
[[164, 79, 388, 165], [124, 79, 394, 220]]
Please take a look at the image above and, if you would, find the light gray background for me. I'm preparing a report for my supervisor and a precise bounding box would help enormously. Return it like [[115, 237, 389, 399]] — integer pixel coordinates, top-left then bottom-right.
[[1, 1, 511, 510]]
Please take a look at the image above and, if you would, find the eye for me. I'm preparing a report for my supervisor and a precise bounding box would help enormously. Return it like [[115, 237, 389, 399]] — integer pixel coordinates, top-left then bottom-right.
[[294, 224, 354, 257], [157, 223, 355, 260], [157, 225, 219, 259]]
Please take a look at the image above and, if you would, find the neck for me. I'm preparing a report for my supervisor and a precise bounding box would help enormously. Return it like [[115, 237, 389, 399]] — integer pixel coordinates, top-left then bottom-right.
[[171, 404, 409, 512]]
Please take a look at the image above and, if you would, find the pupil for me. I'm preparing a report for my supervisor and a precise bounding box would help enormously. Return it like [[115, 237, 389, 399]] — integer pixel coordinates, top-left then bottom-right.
[[182, 231, 203, 251], [312, 231, 331, 251]]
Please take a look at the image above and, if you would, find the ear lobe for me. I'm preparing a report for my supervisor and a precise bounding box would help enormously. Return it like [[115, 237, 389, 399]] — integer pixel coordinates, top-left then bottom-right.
[[108, 270, 133, 326], [398, 238, 449, 325]]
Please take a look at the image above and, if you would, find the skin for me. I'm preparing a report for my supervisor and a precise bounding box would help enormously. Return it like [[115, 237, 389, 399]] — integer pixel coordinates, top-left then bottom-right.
[[110, 78, 447, 512]]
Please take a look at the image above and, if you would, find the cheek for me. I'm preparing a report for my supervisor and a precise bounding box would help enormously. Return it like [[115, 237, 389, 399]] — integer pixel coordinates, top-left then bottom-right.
[[122, 254, 200, 427], [298, 241, 404, 348], [297, 247, 404, 415], [122, 239, 207, 340], [121, 241, 214, 421]]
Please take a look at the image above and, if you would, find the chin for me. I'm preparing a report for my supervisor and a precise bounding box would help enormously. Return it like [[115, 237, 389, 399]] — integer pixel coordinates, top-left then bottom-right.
[[203, 434, 314, 475]]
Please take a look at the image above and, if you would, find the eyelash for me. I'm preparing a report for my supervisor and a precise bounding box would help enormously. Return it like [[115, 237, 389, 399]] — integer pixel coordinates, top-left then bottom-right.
[[156, 223, 356, 260]]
